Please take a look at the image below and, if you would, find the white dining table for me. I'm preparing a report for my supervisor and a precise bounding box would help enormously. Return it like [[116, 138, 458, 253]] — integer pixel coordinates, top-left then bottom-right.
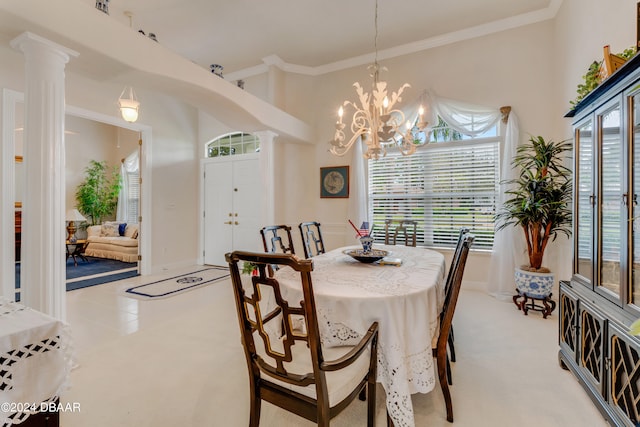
[[0, 297, 73, 426], [274, 244, 446, 427]]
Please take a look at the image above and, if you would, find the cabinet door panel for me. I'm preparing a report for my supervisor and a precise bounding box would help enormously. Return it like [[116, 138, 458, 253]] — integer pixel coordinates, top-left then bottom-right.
[[632, 94, 640, 306], [609, 322, 640, 424], [559, 284, 578, 360], [576, 120, 594, 283], [599, 104, 623, 300], [579, 301, 607, 397]]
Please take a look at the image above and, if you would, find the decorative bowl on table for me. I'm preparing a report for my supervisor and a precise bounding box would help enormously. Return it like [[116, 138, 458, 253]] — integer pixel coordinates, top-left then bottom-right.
[[343, 248, 389, 264]]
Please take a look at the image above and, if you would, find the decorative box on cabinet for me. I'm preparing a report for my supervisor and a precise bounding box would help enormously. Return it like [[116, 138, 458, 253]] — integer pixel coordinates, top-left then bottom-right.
[[561, 51, 640, 427]]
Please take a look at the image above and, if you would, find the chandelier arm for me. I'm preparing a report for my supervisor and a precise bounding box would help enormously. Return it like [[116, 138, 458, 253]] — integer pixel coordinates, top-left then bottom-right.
[[330, 129, 367, 156]]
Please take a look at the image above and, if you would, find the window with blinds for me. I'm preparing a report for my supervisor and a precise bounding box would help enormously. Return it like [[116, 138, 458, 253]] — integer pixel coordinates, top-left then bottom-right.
[[127, 170, 140, 224], [368, 130, 500, 250]]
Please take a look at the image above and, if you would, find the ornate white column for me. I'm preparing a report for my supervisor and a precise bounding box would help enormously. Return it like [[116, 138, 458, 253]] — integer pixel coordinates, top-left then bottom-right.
[[10, 32, 78, 320], [254, 131, 277, 226]]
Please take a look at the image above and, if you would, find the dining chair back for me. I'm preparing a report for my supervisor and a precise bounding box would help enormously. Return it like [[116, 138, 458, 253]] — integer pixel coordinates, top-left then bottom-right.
[[444, 227, 470, 364], [445, 228, 470, 295], [226, 251, 379, 427], [384, 219, 418, 247], [298, 221, 326, 258], [260, 225, 296, 255], [434, 233, 474, 423]]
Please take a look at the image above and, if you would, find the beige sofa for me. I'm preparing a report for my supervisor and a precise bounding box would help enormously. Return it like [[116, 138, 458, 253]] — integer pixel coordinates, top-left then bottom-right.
[[85, 223, 139, 263]]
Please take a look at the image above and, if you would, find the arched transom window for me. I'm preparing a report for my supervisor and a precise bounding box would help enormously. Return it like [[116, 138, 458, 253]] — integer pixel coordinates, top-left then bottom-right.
[[206, 132, 260, 157]]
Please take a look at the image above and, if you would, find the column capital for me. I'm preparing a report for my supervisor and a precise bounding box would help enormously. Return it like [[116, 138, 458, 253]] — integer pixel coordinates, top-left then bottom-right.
[[253, 130, 279, 145], [11, 31, 79, 63]]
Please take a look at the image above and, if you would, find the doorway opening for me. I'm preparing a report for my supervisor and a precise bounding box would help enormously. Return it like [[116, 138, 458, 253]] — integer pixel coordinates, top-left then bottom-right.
[[3, 89, 152, 299]]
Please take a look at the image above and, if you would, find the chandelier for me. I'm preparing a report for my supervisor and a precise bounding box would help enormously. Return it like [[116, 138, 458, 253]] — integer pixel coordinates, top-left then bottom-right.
[[329, 0, 427, 160]]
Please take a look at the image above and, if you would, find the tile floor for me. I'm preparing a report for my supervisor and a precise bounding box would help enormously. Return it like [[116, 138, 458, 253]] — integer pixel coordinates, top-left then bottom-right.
[[59, 266, 608, 426]]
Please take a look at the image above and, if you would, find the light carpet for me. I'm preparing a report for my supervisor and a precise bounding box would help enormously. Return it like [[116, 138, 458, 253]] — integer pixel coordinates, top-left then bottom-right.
[[124, 267, 229, 299]]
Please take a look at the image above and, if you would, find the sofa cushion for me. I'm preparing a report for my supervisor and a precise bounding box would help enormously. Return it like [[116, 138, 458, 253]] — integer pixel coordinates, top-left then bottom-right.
[[87, 236, 139, 248], [118, 223, 127, 236], [124, 224, 138, 239], [101, 222, 120, 237]]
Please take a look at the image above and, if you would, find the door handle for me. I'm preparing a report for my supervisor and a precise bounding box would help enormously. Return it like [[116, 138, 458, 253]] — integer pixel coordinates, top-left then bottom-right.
[[234, 221, 239, 225], [224, 221, 233, 225]]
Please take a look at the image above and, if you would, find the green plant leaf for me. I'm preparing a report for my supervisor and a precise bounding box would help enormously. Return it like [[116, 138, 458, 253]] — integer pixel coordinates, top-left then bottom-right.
[[495, 135, 572, 269], [75, 160, 122, 226], [630, 318, 640, 336]]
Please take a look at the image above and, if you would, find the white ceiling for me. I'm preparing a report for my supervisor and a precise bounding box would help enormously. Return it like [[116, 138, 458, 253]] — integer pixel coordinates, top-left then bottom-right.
[[104, 0, 556, 77]]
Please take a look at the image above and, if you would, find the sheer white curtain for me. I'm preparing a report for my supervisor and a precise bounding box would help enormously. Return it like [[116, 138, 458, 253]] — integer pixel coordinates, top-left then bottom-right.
[[116, 150, 139, 223], [487, 114, 524, 300], [404, 90, 521, 298], [347, 138, 368, 238]]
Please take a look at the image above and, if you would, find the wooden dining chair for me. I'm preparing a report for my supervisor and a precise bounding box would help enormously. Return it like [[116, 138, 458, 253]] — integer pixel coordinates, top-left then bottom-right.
[[434, 233, 474, 423], [298, 221, 326, 258], [226, 251, 379, 427], [260, 225, 296, 255], [445, 227, 470, 364], [384, 219, 417, 247]]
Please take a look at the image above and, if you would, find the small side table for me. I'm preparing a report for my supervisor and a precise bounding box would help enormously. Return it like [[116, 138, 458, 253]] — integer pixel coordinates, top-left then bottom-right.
[[66, 240, 88, 266], [513, 288, 556, 319]]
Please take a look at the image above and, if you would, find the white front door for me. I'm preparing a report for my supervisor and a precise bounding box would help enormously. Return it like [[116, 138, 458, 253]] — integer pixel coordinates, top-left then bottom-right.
[[203, 155, 262, 265]]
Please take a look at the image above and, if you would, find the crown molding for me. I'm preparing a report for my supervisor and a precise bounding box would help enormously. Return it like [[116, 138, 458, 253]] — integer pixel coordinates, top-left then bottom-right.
[[225, 0, 563, 81]]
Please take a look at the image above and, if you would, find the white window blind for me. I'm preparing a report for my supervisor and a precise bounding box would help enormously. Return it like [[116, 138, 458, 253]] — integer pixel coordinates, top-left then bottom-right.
[[368, 138, 499, 250], [600, 108, 622, 263], [127, 170, 140, 224], [576, 124, 593, 269]]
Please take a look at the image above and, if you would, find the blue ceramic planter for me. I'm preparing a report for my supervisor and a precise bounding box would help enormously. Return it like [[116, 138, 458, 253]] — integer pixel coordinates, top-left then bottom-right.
[[514, 268, 554, 299]]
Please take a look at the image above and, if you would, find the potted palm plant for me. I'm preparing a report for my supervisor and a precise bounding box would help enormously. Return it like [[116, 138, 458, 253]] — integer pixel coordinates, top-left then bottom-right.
[[75, 160, 121, 226], [496, 135, 572, 309]]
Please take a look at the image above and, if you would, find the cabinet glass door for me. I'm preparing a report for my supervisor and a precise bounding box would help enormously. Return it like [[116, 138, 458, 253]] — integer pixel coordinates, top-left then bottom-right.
[[576, 120, 594, 282], [599, 104, 623, 299], [632, 94, 640, 305]]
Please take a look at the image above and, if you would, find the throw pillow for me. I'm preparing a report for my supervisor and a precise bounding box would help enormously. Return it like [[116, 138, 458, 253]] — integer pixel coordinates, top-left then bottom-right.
[[118, 223, 127, 236], [132, 229, 139, 239], [101, 222, 120, 237]]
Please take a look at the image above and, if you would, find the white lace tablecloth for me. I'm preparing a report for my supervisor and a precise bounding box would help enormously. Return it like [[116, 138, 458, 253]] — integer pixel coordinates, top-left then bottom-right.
[[274, 245, 446, 427], [0, 297, 73, 426]]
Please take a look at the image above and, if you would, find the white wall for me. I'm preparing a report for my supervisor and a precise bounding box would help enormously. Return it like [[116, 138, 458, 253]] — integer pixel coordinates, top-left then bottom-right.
[[549, 0, 639, 284], [65, 116, 138, 216], [265, 20, 558, 287], [554, 0, 639, 138], [4, 0, 639, 284]]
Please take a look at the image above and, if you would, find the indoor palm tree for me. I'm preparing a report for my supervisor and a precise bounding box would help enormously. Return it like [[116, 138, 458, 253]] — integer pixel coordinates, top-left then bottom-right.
[[75, 160, 122, 226], [496, 135, 572, 271]]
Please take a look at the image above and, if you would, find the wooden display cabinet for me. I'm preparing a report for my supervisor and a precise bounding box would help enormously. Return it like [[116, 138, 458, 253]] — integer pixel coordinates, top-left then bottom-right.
[[561, 52, 640, 426]]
